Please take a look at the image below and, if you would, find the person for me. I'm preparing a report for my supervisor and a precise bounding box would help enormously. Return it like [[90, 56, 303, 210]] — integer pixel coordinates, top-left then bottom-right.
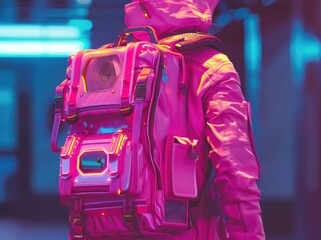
[[124, 0, 265, 239]]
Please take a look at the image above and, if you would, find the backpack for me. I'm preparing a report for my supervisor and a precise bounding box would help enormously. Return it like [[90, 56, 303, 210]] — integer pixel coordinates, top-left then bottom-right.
[[51, 26, 224, 239]]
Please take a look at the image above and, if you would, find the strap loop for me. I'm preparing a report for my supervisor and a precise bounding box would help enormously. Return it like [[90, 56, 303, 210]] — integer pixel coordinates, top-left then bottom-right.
[[51, 79, 69, 152]]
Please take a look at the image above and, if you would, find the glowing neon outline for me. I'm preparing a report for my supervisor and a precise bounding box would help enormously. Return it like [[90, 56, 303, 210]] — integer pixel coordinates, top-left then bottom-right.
[[109, 133, 125, 155], [77, 148, 109, 176]]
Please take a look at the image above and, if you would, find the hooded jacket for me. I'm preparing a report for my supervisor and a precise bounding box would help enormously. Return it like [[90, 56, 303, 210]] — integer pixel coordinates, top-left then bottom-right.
[[125, 1, 265, 239]]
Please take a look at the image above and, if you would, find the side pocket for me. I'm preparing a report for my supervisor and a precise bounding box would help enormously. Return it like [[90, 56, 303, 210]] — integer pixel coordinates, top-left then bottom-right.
[[165, 136, 199, 199]]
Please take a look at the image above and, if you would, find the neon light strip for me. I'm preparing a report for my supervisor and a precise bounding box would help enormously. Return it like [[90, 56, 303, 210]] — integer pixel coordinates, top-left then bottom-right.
[[0, 25, 81, 39], [244, 14, 262, 135], [67, 136, 77, 156], [244, 13, 262, 97], [0, 23, 91, 57], [77, 149, 110, 176], [0, 40, 89, 57], [290, 19, 321, 85]]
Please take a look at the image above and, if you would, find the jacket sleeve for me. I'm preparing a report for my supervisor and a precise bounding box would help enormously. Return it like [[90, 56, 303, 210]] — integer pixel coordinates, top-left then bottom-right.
[[203, 59, 265, 239]]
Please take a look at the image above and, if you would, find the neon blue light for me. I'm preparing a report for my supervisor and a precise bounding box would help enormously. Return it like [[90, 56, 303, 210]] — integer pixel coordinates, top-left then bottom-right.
[[0, 25, 81, 39], [68, 19, 93, 31], [0, 23, 91, 57], [0, 89, 14, 105], [98, 127, 122, 134], [216, 14, 232, 27], [290, 19, 321, 85], [0, 87, 17, 149], [234, 8, 250, 20], [244, 14, 262, 98], [0, 40, 89, 57], [244, 14, 262, 136]]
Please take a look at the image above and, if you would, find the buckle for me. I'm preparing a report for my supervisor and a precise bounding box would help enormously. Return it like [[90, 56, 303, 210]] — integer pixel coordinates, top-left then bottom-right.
[[66, 113, 78, 123], [134, 82, 147, 101], [54, 95, 63, 113], [123, 208, 134, 222], [71, 217, 83, 238], [120, 105, 133, 116], [123, 196, 134, 222]]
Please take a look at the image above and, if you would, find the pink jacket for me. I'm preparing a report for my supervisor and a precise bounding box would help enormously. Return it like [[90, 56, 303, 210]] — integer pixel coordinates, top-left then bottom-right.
[[125, 1, 265, 239]]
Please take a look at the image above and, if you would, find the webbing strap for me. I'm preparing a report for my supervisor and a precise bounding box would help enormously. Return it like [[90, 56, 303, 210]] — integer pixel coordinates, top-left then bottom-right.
[[120, 44, 135, 115], [131, 67, 152, 171], [51, 112, 62, 153], [122, 67, 152, 224], [132, 68, 152, 143], [51, 80, 68, 153], [67, 50, 85, 121], [70, 198, 84, 239]]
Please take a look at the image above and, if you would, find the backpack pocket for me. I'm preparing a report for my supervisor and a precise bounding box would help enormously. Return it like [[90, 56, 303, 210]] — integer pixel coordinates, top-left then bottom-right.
[[165, 136, 199, 199]]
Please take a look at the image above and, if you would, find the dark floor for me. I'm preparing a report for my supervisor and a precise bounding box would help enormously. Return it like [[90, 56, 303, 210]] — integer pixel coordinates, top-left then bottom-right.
[[0, 218, 293, 240], [0, 219, 68, 240]]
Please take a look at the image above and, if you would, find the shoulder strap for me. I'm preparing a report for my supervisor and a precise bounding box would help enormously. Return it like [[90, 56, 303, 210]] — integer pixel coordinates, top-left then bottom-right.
[[160, 32, 226, 53]]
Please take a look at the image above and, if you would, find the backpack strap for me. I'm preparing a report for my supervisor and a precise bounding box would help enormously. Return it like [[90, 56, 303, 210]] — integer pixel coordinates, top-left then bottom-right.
[[51, 79, 69, 153], [66, 50, 85, 123], [69, 198, 84, 239], [120, 45, 136, 115], [160, 32, 226, 53], [122, 67, 153, 231]]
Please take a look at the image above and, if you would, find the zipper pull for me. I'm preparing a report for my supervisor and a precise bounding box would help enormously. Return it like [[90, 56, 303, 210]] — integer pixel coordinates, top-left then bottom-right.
[[190, 146, 199, 160], [162, 65, 168, 83], [139, 2, 150, 18]]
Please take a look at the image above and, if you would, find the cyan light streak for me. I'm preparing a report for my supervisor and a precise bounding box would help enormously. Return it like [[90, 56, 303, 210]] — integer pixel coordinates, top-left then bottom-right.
[[0, 23, 91, 57], [0, 24, 81, 39], [244, 14, 262, 101], [290, 19, 321, 85], [68, 19, 93, 32], [0, 40, 89, 57], [244, 14, 262, 136]]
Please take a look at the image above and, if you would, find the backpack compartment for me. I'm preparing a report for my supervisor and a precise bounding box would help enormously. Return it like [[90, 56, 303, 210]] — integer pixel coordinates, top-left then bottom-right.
[[73, 48, 128, 114], [165, 135, 199, 199], [54, 34, 204, 238]]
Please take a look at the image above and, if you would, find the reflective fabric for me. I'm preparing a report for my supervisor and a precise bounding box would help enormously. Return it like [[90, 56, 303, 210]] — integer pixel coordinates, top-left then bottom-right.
[[125, 1, 265, 239]]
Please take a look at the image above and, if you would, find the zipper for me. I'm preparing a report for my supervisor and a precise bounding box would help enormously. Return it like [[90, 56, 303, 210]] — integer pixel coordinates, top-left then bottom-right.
[[76, 104, 120, 114], [146, 51, 163, 190], [139, 2, 150, 19]]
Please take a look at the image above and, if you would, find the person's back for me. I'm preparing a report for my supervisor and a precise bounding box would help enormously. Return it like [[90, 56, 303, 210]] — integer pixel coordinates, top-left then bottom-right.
[[125, 1, 265, 239]]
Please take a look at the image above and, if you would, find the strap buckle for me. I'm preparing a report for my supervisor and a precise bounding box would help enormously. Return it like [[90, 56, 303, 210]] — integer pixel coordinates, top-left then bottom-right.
[[134, 81, 147, 101], [54, 95, 63, 113], [71, 217, 84, 239], [123, 196, 134, 222], [123, 208, 134, 222]]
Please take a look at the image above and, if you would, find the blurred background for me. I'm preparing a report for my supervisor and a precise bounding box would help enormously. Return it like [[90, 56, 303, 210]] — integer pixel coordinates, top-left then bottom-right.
[[0, 0, 320, 239]]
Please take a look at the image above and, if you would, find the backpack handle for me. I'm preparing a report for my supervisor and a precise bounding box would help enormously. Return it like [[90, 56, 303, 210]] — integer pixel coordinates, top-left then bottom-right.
[[116, 26, 158, 46]]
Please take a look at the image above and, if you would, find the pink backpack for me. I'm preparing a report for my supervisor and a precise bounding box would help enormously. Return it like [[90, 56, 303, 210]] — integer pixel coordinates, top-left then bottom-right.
[[51, 27, 223, 239]]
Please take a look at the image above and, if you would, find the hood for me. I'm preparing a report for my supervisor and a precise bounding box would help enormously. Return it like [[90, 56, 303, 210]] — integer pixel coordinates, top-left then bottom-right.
[[124, 0, 219, 39]]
